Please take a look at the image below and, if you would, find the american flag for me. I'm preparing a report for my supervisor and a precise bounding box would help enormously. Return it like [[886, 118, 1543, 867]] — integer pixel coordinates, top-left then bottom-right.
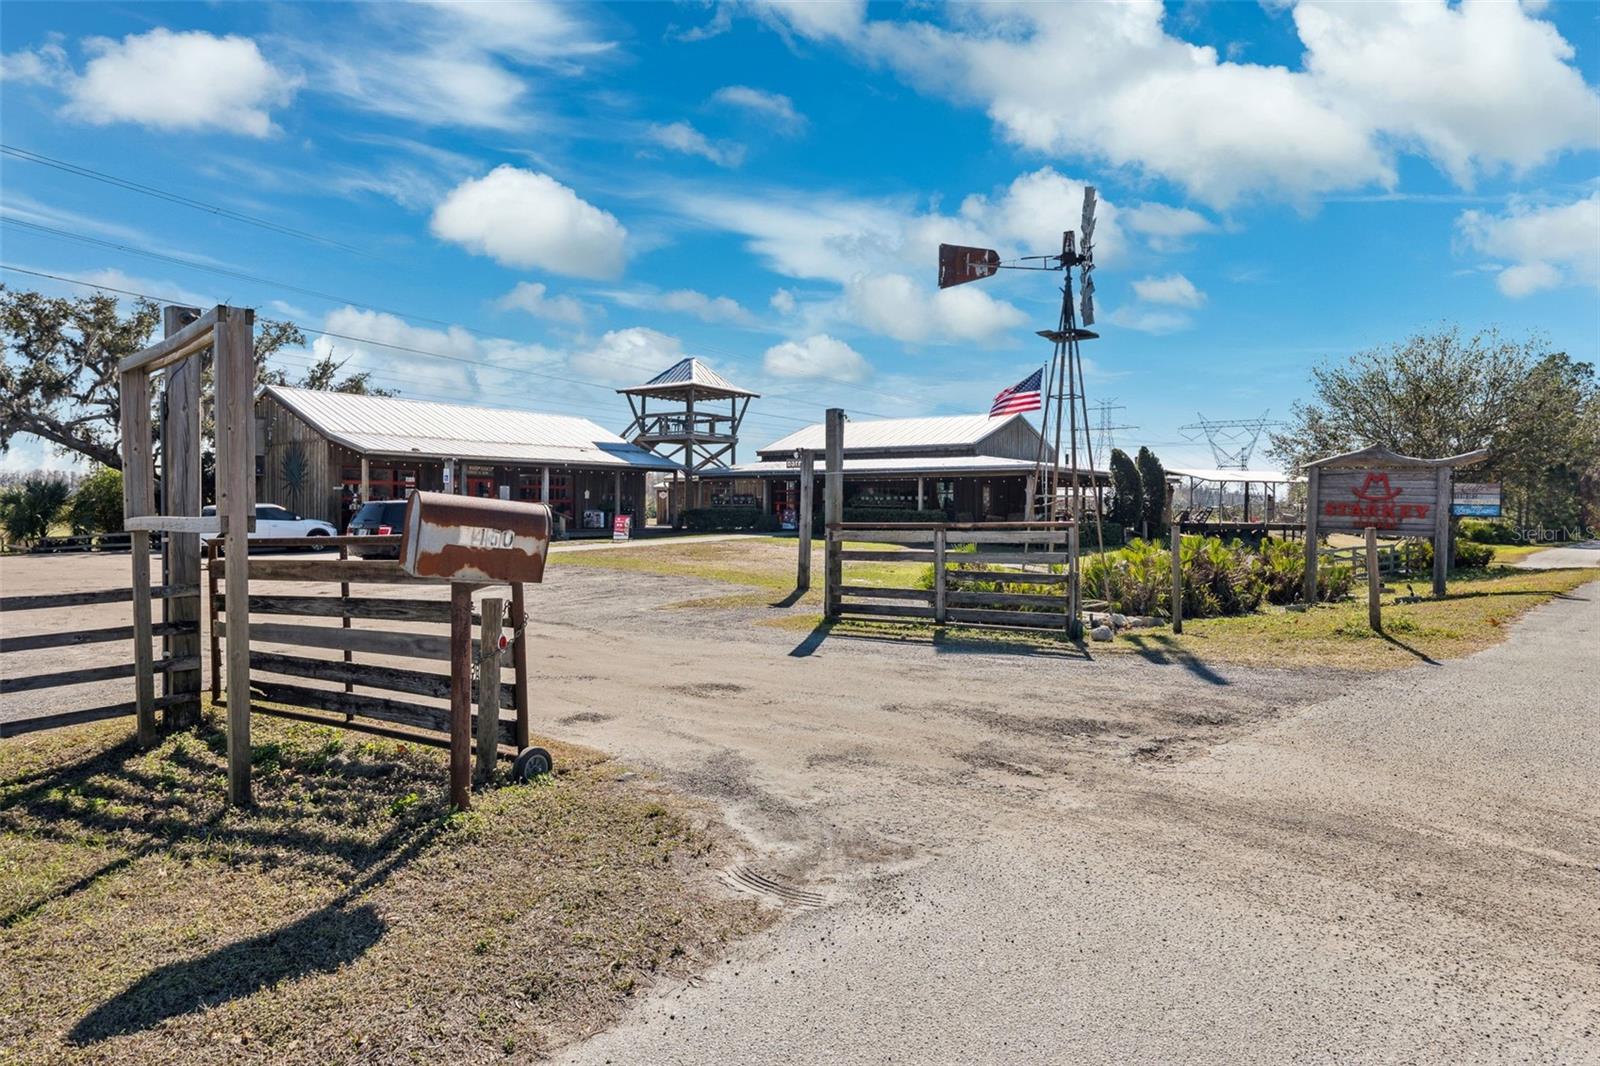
[[990, 368, 1043, 417]]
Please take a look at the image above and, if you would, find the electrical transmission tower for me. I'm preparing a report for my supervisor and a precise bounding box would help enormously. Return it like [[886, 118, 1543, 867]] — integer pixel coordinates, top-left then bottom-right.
[[1178, 410, 1287, 469], [1091, 399, 1136, 460]]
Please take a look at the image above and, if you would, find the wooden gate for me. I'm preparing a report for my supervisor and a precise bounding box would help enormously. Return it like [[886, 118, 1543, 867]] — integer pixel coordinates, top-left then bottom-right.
[[829, 521, 1082, 632]]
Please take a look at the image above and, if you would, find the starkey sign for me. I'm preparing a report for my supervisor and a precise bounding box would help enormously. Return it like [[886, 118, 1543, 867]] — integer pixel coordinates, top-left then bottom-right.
[[1301, 444, 1489, 599]]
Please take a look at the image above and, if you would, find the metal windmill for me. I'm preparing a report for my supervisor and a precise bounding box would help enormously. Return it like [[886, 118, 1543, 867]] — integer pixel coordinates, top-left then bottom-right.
[[938, 185, 1109, 621]]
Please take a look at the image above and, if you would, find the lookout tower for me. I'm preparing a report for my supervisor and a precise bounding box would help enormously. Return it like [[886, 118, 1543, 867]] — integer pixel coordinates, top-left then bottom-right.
[[618, 358, 758, 519]]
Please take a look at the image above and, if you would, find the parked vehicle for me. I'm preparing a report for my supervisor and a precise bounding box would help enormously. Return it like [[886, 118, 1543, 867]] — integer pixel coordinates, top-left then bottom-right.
[[201, 504, 337, 550], [347, 499, 407, 558]]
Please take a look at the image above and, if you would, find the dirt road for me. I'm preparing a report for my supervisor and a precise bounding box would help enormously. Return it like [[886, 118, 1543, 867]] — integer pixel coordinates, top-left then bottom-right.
[[562, 580, 1600, 1064]]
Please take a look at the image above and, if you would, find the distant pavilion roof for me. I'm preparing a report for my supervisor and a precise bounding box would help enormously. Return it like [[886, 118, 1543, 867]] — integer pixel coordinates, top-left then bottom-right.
[[616, 358, 758, 400]]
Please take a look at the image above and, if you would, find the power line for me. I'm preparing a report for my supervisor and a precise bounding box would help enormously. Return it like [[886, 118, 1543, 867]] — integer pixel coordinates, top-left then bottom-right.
[[0, 143, 373, 257], [0, 218, 914, 418], [0, 264, 821, 433]]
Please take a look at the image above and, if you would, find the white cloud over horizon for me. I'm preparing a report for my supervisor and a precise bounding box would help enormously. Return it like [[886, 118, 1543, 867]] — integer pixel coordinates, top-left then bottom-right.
[[1456, 191, 1600, 297], [763, 334, 870, 382], [431, 166, 629, 279]]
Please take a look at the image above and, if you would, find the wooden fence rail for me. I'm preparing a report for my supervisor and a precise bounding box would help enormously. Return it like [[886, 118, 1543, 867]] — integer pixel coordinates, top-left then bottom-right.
[[0, 584, 200, 739], [208, 547, 533, 781]]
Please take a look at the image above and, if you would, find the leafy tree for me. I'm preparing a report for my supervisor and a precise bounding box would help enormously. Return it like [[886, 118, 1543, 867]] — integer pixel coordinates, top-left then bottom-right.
[[0, 286, 308, 469], [1135, 446, 1168, 535], [1269, 326, 1599, 530], [1108, 447, 1141, 527], [264, 349, 394, 397], [0, 474, 71, 545], [64, 465, 124, 534]]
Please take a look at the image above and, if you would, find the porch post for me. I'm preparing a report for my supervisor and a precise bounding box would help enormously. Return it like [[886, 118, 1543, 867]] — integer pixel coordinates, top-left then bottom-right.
[[541, 465, 550, 503]]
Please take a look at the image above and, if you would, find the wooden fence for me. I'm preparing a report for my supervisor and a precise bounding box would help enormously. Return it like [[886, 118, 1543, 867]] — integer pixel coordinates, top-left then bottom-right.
[[1319, 541, 1400, 577], [0, 583, 200, 739], [207, 536, 534, 781], [828, 521, 1087, 632]]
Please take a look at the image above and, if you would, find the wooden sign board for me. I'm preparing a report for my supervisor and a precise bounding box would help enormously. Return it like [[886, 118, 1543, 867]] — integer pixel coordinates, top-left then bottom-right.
[[1302, 445, 1487, 600]]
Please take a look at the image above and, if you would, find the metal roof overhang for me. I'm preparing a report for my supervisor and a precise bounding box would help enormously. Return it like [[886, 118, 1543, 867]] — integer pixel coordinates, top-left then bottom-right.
[[700, 455, 1110, 481], [324, 433, 681, 471], [1168, 467, 1303, 485]]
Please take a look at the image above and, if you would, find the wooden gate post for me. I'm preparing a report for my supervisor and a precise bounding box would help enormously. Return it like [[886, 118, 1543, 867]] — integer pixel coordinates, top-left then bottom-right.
[[1431, 466, 1450, 597], [1067, 524, 1082, 640], [511, 582, 531, 751], [933, 527, 947, 624], [823, 409, 844, 621], [797, 449, 814, 592], [161, 305, 203, 729], [118, 364, 157, 748], [1366, 526, 1382, 632], [1170, 521, 1183, 635], [476, 596, 504, 786], [449, 584, 473, 810]]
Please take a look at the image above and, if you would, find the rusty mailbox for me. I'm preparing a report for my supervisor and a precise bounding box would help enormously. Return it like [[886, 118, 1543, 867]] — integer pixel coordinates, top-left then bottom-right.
[[398, 491, 553, 584]]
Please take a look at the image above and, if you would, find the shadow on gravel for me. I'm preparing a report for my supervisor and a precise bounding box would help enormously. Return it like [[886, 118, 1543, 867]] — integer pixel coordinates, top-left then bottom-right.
[[1378, 632, 1441, 665], [1120, 634, 1230, 686]]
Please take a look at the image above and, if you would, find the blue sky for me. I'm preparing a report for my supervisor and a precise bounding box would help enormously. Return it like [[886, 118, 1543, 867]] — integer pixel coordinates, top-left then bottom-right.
[[3, 0, 1597, 473]]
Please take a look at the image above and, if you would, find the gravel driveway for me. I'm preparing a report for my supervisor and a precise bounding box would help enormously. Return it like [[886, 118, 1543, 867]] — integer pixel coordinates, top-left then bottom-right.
[[564, 579, 1600, 1065]]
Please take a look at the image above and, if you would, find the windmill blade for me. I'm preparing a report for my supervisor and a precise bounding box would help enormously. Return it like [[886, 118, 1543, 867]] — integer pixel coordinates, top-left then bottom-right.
[[1079, 269, 1095, 326], [938, 243, 1000, 289], [1079, 186, 1097, 259]]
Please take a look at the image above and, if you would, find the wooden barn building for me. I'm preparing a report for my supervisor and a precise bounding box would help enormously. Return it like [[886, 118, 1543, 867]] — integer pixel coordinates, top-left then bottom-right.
[[254, 385, 678, 533], [696, 413, 1108, 526]]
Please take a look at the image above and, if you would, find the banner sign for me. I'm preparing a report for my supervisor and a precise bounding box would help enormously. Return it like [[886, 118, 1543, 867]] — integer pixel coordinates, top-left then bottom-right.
[[1451, 482, 1502, 518], [612, 514, 632, 541]]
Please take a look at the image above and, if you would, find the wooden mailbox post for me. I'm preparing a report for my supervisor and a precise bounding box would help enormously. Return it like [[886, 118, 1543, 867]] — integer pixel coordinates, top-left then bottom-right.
[[120, 305, 256, 803], [1301, 445, 1488, 603]]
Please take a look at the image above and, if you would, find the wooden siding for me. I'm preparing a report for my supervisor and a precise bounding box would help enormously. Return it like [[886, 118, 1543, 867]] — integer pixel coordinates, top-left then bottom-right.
[[257, 393, 337, 525], [975, 417, 1047, 462]]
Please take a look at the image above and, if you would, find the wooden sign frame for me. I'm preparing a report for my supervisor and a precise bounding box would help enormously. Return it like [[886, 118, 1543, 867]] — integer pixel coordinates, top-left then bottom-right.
[[1302, 444, 1488, 601]]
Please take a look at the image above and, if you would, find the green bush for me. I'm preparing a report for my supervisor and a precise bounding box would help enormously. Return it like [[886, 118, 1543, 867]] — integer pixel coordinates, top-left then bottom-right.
[[680, 506, 762, 532], [1457, 518, 1519, 544], [1397, 536, 1496, 572], [65, 466, 124, 535], [1455, 539, 1494, 568]]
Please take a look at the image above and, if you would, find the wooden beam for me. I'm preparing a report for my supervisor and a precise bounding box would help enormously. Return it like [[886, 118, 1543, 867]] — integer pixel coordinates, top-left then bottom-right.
[[797, 449, 814, 592], [161, 305, 204, 729], [118, 306, 217, 373], [219, 619, 506, 662], [216, 305, 255, 806], [1432, 466, 1450, 597], [449, 585, 472, 811], [933, 528, 947, 624], [1, 656, 199, 695], [823, 408, 844, 620], [476, 597, 503, 785], [250, 680, 515, 748], [124, 515, 221, 533], [249, 651, 512, 708], [0, 585, 196, 612]]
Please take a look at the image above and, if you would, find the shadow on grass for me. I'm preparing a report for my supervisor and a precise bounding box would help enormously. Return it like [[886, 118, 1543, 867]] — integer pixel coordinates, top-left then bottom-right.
[[1119, 633, 1230, 685], [769, 586, 808, 609], [1377, 631, 1442, 665], [69, 903, 386, 1043], [1, 719, 453, 1042]]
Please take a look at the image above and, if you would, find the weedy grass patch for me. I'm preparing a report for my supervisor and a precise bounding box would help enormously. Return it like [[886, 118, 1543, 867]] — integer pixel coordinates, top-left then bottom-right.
[[0, 711, 764, 1064]]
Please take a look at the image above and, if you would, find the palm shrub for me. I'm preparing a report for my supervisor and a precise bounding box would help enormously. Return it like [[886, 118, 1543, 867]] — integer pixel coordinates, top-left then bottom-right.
[[1256, 536, 1306, 605], [0, 475, 71, 545]]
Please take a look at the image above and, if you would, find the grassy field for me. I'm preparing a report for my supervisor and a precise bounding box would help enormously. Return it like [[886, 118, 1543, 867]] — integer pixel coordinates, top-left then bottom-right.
[[549, 534, 927, 610], [0, 712, 764, 1064], [549, 535, 1597, 671]]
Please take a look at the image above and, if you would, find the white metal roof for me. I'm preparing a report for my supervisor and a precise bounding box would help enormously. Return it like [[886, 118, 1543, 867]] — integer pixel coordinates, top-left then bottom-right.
[[617, 357, 757, 397], [758, 413, 1027, 456], [704, 455, 1109, 479], [265, 385, 680, 471], [1168, 467, 1302, 484]]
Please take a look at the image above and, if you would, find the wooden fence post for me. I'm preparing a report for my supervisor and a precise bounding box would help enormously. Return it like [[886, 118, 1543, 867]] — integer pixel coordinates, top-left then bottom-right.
[[476, 596, 504, 786], [1067, 524, 1082, 640], [1432, 466, 1450, 597], [823, 409, 844, 621], [1366, 526, 1382, 632], [216, 307, 256, 806], [1302, 465, 1321, 604], [933, 527, 947, 624], [161, 305, 202, 729], [207, 537, 221, 703], [119, 368, 157, 748], [339, 544, 354, 709], [797, 449, 814, 592], [511, 582, 531, 751], [449, 584, 473, 811], [1170, 522, 1183, 635]]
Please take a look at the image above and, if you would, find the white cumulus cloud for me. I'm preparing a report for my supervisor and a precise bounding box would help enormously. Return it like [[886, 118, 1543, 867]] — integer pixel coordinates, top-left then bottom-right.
[[1456, 192, 1600, 297], [496, 281, 590, 324], [55, 28, 299, 136], [569, 327, 687, 385], [605, 288, 758, 326], [1130, 274, 1206, 309], [431, 166, 628, 279], [763, 334, 870, 382], [846, 273, 1025, 345]]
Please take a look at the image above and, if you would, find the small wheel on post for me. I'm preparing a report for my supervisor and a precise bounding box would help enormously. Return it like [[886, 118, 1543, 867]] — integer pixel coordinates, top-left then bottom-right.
[[513, 746, 553, 782]]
